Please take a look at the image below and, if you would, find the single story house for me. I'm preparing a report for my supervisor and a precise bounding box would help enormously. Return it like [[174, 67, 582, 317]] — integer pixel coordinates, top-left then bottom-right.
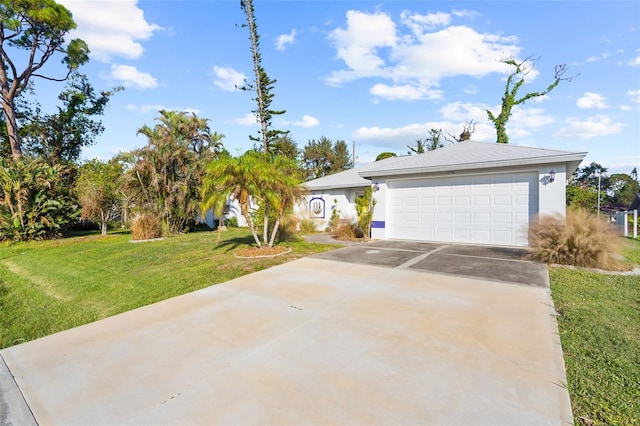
[[296, 167, 372, 231], [300, 141, 587, 247]]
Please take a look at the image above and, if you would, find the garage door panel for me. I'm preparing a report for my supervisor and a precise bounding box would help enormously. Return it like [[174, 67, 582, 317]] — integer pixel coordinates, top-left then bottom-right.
[[493, 212, 512, 224], [405, 197, 419, 207], [455, 196, 470, 206], [515, 194, 529, 205], [493, 195, 512, 206], [473, 212, 491, 224], [436, 228, 453, 240], [421, 212, 435, 222], [437, 196, 452, 206], [474, 196, 490, 206], [391, 198, 403, 207], [454, 212, 471, 224], [454, 229, 472, 240], [421, 197, 435, 206], [437, 212, 453, 222], [388, 173, 537, 246], [514, 212, 530, 224], [493, 230, 513, 244], [404, 227, 420, 238], [405, 212, 419, 223], [472, 229, 491, 241]]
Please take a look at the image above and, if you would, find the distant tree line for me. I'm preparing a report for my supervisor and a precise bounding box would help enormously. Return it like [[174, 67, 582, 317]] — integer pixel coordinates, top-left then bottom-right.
[[567, 162, 639, 213]]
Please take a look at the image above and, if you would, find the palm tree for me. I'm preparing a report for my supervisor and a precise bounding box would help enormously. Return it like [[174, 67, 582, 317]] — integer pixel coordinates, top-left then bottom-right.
[[201, 151, 306, 249], [201, 151, 264, 247], [125, 110, 224, 233], [265, 155, 306, 247]]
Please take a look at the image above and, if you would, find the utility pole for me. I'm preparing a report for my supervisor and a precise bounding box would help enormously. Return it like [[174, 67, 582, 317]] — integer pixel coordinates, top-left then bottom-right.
[[352, 140, 356, 168], [597, 172, 601, 221]]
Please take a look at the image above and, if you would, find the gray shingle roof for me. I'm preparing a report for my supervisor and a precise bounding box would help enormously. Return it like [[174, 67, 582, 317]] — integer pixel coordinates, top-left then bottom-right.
[[359, 141, 587, 178], [305, 167, 371, 191]]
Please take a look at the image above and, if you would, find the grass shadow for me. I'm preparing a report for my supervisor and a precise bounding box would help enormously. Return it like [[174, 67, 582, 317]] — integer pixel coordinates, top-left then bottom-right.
[[215, 234, 258, 253]]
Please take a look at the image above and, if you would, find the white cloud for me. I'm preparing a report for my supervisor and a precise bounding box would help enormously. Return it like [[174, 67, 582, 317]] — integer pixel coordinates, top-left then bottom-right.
[[462, 85, 477, 94], [620, 89, 640, 110], [352, 119, 495, 149], [107, 65, 157, 89], [452, 9, 481, 19], [212, 66, 246, 91], [509, 106, 555, 129], [586, 52, 610, 62], [326, 9, 521, 101], [438, 101, 554, 142], [292, 115, 319, 128], [276, 29, 297, 51], [440, 101, 489, 122], [627, 50, 640, 66], [126, 104, 165, 113], [553, 115, 624, 140], [577, 92, 609, 109], [326, 10, 397, 86], [400, 10, 451, 34], [59, 0, 162, 62], [235, 113, 257, 126], [370, 83, 443, 101], [126, 104, 200, 114], [353, 122, 434, 142], [627, 89, 640, 104]]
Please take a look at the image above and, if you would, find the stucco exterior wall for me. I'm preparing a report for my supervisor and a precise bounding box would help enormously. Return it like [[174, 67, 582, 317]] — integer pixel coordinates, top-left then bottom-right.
[[537, 163, 567, 219], [295, 188, 366, 231]]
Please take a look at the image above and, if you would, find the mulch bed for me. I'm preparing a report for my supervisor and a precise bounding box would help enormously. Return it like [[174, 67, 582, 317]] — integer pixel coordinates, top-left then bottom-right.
[[234, 246, 292, 258]]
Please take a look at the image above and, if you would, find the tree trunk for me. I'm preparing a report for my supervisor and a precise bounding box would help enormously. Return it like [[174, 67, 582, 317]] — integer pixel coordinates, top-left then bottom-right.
[[244, 212, 262, 248], [262, 206, 269, 246], [101, 211, 107, 236], [268, 214, 281, 248], [1, 100, 22, 160]]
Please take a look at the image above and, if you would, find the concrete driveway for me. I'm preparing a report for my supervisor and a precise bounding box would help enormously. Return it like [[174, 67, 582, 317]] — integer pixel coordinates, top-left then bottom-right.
[[1, 244, 571, 425]]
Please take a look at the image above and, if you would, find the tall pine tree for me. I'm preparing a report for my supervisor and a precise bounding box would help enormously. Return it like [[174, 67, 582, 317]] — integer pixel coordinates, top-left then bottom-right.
[[239, 0, 288, 154]]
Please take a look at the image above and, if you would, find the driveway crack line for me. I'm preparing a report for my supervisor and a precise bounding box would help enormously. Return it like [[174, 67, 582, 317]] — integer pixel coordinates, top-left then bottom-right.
[[396, 245, 449, 270]]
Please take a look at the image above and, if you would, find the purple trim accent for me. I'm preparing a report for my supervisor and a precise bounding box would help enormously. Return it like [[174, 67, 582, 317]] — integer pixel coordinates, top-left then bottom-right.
[[371, 221, 385, 229]]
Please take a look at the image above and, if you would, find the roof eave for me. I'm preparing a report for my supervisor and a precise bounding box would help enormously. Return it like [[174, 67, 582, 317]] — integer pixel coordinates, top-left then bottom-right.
[[359, 153, 588, 178], [306, 182, 371, 191]]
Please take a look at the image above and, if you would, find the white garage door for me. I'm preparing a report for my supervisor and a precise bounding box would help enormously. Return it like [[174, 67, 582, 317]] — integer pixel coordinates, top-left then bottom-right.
[[388, 173, 538, 246]]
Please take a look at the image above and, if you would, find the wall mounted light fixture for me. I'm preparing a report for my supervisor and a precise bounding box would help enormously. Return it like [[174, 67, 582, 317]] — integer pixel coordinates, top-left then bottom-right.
[[373, 182, 380, 192], [548, 169, 556, 183]]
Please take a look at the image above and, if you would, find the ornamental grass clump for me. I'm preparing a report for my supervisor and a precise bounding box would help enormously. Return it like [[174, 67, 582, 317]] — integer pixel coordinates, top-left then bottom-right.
[[299, 218, 318, 234], [529, 208, 622, 270], [131, 213, 162, 241]]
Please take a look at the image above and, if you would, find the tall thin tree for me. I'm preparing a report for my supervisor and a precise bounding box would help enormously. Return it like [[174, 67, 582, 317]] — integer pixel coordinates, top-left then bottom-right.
[[239, 0, 288, 154]]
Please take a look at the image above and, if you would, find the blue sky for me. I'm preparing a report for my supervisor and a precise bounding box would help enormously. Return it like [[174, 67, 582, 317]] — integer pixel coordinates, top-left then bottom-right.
[[38, 0, 640, 174]]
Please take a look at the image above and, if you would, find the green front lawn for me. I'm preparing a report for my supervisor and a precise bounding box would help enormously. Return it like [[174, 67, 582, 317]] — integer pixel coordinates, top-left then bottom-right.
[[0, 229, 338, 349], [550, 238, 640, 425]]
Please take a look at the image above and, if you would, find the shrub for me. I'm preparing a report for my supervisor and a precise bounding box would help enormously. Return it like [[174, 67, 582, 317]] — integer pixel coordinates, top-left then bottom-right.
[[0, 160, 78, 241], [333, 221, 363, 240], [327, 199, 340, 231], [223, 216, 238, 228], [529, 208, 622, 270], [277, 214, 299, 242], [355, 187, 376, 240], [299, 218, 318, 234], [131, 213, 162, 240]]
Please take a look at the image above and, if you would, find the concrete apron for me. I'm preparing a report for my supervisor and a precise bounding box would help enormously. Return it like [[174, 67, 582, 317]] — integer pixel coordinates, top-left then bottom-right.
[[0, 257, 572, 425]]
